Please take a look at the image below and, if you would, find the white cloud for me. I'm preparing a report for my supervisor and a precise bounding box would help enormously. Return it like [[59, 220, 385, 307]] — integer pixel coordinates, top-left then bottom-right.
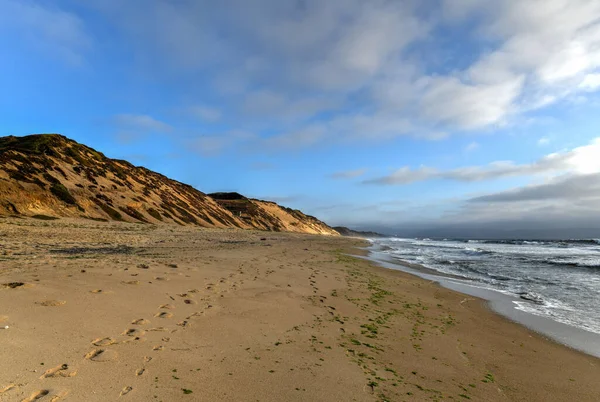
[[580, 74, 600, 91], [537, 137, 551, 146], [419, 75, 525, 129], [470, 173, 600, 203], [242, 90, 339, 122], [330, 169, 367, 179], [260, 112, 415, 150], [189, 106, 221, 122], [189, 130, 256, 156], [454, 0, 600, 109], [113, 114, 172, 132], [112, 114, 172, 143], [0, 0, 91, 65], [60, 0, 600, 149], [364, 137, 600, 184], [465, 142, 480, 152]]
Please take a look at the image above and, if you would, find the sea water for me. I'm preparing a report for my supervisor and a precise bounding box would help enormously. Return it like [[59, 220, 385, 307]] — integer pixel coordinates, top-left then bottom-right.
[[370, 237, 600, 336]]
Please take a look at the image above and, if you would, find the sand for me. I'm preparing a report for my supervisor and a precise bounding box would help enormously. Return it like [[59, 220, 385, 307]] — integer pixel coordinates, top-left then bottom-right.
[[0, 217, 599, 401]]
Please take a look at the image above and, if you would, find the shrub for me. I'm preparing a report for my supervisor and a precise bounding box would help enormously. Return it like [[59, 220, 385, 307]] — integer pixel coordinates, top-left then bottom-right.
[[119, 206, 148, 223], [31, 214, 59, 220], [50, 183, 77, 205], [32, 178, 46, 189], [147, 208, 163, 221], [53, 166, 68, 179], [7, 170, 32, 182], [91, 198, 123, 221], [43, 172, 60, 184]]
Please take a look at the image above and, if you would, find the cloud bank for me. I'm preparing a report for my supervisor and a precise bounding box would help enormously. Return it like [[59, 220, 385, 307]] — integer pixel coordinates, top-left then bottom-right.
[[5, 0, 599, 151], [364, 138, 600, 184]]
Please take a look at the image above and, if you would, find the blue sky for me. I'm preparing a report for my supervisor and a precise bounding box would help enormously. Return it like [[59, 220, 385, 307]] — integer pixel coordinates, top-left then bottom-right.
[[2, 0, 600, 233]]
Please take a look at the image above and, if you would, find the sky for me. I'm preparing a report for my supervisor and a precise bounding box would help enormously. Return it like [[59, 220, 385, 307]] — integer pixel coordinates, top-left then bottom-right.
[[2, 0, 600, 237]]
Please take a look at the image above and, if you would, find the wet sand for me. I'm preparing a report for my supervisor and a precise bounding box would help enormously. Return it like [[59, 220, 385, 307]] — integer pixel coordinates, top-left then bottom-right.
[[0, 218, 599, 401], [366, 249, 600, 359]]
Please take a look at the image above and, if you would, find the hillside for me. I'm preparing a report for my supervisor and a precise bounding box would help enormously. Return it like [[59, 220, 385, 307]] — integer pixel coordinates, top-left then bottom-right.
[[333, 226, 385, 238], [0, 134, 338, 235], [210, 192, 339, 236]]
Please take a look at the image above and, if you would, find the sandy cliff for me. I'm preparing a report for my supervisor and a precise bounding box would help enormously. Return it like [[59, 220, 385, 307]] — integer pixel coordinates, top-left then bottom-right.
[[0, 134, 338, 235]]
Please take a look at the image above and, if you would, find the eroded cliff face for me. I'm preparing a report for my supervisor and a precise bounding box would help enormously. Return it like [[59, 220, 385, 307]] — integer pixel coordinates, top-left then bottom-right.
[[209, 192, 339, 236], [0, 134, 338, 236]]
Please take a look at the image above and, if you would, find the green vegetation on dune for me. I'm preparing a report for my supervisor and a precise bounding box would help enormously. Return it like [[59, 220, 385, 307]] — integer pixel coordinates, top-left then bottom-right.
[[0, 134, 337, 234], [50, 183, 78, 205], [0, 134, 64, 155]]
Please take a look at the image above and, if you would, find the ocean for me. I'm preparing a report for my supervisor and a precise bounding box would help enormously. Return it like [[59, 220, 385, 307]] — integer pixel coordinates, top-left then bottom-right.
[[369, 237, 600, 337]]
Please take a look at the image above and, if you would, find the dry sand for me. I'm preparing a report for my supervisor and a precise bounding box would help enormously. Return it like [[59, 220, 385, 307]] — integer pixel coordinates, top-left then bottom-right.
[[0, 218, 599, 401]]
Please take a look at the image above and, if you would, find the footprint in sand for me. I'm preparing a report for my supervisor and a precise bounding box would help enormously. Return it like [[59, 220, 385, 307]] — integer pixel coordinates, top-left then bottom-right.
[[1, 282, 30, 289], [183, 299, 196, 305], [154, 312, 173, 319], [135, 368, 145, 376], [122, 281, 139, 285], [152, 345, 164, 351], [148, 327, 168, 332], [122, 329, 146, 337], [91, 337, 117, 347], [90, 289, 103, 294], [143, 356, 152, 363], [21, 390, 49, 401], [0, 384, 16, 395], [154, 277, 168, 281], [36, 300, 66, 307], [49, 390, 69, 402], [177, 320, 190, 328], [158, 304, 175, 309], [131, 319, 150, 325], [40, 364, 77, 379], [85, 349, 118, 362], [119, 386, 133, 397]]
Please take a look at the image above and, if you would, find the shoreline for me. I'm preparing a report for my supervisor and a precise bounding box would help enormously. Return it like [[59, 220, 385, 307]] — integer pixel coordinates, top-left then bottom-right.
[[1, 218, 600, 401], [362, 245, 600, 359]]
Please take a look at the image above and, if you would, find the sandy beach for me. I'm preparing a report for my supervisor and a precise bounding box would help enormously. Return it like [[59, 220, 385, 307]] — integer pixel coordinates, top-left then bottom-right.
[[0, 218, 599, 401]]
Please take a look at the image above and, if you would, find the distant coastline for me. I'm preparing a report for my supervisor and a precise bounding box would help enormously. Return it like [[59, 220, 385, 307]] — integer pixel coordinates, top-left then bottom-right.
[[332, 226, 386, 238]]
